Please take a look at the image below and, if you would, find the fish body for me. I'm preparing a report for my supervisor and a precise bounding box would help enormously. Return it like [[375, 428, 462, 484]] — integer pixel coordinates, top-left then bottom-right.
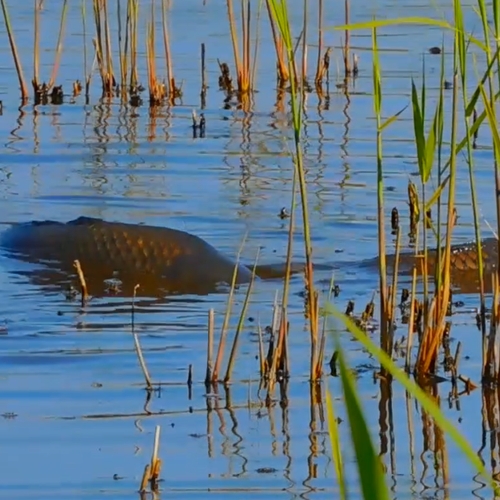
[[0, 217, 256, 296], [1, 216, 499, 296]]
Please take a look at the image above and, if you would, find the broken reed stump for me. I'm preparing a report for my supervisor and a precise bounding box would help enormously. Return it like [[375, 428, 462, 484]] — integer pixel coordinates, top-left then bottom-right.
[[73, 259, 88, 306], [139, 425, 162, 493]]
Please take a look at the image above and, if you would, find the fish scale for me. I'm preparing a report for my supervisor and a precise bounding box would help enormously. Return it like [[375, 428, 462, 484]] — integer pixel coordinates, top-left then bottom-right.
[[1, 216, 499, 296]]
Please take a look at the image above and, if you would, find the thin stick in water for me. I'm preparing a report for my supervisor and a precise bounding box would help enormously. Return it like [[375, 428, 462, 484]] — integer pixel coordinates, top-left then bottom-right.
[[73, 259, 88, 306], [200, 42, 207, 107], [205, 308, 214, 386], [132, 284, 153, 391], [224, 248, 260, 383]]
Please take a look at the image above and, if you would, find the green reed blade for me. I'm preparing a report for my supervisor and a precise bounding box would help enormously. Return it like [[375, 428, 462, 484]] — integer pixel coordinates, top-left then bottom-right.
[[333, 335, 390, 500], [326, 302, 499, 495], [325, 384, 348, 500]]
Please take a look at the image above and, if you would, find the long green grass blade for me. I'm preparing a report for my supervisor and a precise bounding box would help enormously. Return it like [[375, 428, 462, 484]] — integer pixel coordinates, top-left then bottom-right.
[[334, 338, 390, 500], [325, 383, 348, 500], [380, 104, 408, 132], [325, 303, 499, 495], [331, 17, 487, 52], [410, 79, 428, 182], [479, 84, 500, 165]]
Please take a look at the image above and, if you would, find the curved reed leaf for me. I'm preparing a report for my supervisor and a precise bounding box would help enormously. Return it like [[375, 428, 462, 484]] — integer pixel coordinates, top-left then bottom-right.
[[331, 17, 487, 52], [325, 384, 348, 500], [333, 339, 390, 500], [325, 303, 499, 495]]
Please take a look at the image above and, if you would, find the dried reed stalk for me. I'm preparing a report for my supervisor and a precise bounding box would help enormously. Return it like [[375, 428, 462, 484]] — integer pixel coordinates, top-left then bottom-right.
[[1, 0, 29, 99], [93, 0, 115, 94], [265, 0, 289, 85], [73, 259, 88, 306], [117, 0, 128, 99], [314, 0, 323, 85], [385, 227, 402, 356], [139, 425, 162, 493], [146, 3, 166, 105], [257, 321, 266, 378], [128, 0, 139, 90], [227, 0, 254, 94], [405, 268, 418, 373], [224, 249, 260, 383], [205, 308, 214, 386], [212, 235, 247, 382], [343, 0, 350, 76], [483, 272, 500, 383], [415, 73, 459, 376], [48, 0, 68, 89], [33, 0, 40, 91], [161, 0, 179, 102], [132, 284, 153, 391], [301, 0, 308, 83]]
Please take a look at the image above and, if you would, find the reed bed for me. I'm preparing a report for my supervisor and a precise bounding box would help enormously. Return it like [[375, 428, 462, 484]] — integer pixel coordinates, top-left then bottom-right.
[[5, 0, 500, 496], [1, 0, 349, 107]]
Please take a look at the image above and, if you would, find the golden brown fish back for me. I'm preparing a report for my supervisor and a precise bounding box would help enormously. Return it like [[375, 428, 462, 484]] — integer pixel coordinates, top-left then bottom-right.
[[2, 217, 254, 295]]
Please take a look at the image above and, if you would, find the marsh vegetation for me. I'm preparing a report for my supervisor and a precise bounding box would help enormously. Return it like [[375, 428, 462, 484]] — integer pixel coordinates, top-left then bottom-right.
[[1, 0, 500, 498]]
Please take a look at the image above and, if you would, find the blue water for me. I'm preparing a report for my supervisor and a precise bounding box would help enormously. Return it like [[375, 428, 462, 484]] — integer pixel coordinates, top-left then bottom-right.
[[0, 1, 497, 498]]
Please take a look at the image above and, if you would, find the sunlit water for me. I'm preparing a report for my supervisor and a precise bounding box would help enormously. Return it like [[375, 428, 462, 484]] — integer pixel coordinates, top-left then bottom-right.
[[0, 1, 497, 499]]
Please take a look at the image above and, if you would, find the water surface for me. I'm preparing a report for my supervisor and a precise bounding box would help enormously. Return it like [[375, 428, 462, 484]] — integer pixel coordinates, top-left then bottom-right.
[[0, 1, 496, 498]]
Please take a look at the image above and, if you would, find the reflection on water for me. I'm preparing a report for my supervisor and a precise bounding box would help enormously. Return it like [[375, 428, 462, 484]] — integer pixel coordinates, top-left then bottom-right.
[[0, 0, 497, 499]]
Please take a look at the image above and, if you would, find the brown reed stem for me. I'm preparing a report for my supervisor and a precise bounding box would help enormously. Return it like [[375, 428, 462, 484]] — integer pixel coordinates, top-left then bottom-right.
[[314, 0, 323, 84], [227, 0, 242, 87], [146, 2, 165, 105], [280, 158, 297, 333], [405, 268, 418, 373], [316, 273, 336, 379], [268, 309, 285, 393], [73, 259, 88, 306], [301, 0, 307, 83], [242, 0, 250, 93], [257, 321, 265, 378], [227, 0, 253, 93], [418, 68, 458, 375], [205, 308, 214, 386], [269, 3, 318, 381], [224, 249, 260, 384], [93, 0, 114, 93], [250, 0, 262, 92], [48, 0, 68, 89], [343, 0, 350, 76], [82, 0, 91, 97], [139, 465, 151, 493], [1, 0, 29, 100], [33, 1, 40, 89], [129, 0, 139, 90], [140, 425, 162, 492], [265, 0, 289, 85], [484, 273, 499, 381], [103, 0, 113, 88], [161, 0, 176, 99], [132, 284, 153, 391], [117, 0, 128, 98], [200, 42, 207, 107], [387, 226, 402, 351], [212, 235, 247, 382]]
